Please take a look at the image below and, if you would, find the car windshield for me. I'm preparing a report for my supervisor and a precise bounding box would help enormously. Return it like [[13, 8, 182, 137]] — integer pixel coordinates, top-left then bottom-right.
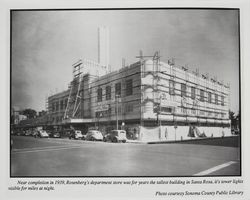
[[111, 130, 126, 137], [111, 131, 118, 136]]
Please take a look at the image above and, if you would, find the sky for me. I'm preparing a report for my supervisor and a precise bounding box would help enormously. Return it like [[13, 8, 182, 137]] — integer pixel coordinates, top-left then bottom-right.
[[11, 9, 240, 113]]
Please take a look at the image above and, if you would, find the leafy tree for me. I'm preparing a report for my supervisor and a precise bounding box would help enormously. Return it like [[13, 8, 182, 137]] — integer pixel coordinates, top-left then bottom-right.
[[229, 110, 240, 132], [229, 110, 235, 121], [20, 108, 37, 119]]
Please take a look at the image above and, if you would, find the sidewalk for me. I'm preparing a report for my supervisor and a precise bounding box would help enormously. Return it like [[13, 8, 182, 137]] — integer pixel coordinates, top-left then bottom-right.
[[127, 135, 239, 147], [147, 136, 240, 147], [126, 139, 146, 144]]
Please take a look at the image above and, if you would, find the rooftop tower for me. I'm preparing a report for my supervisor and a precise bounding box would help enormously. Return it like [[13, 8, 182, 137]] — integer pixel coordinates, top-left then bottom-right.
[[98, 26, 110, 72]]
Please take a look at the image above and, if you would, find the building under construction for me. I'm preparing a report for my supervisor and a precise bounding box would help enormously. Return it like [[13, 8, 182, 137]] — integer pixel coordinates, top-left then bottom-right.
[[47, 27, 231, 142], [47, 54, 231, 141]]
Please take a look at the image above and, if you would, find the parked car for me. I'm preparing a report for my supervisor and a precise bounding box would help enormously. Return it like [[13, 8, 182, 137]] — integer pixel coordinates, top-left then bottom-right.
[[35, 130, 49, 138], [232, 128, 240, 135], [24, 130, 32, 136], [16, 131, 22, 136], [49, 131, 61, 138], [32, 130, 38, 137], [17, 130, 25, 136], [85, 130, 103, 141], [69, 130, 83, 140], [104, 130, 127, 143], [13, 130, 21, 136]]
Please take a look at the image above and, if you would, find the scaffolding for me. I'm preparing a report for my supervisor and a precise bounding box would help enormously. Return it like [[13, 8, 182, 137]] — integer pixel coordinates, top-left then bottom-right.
[[136, 50, 161, 129], [45, 95, 49, 112], [64, 61, 83, 120]]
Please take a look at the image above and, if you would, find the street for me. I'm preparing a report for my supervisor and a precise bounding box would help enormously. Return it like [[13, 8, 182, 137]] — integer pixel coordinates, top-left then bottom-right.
[[11, 136, 240, 177]]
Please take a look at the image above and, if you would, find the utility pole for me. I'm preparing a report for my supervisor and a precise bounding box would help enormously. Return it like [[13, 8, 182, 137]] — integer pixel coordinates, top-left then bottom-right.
[[159, 95, 162, 140], [116, 94, 120, 130], [159, 96, 162, 127]]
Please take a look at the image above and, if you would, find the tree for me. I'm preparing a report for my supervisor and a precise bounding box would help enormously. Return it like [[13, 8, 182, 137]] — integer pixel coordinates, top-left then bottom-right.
[[229, 110, 235, 121], [229, 110, 240, 132], [20, 108, 37, 119]]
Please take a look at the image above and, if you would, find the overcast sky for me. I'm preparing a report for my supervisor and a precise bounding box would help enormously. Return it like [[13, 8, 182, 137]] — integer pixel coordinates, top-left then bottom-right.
[[11, 9, 239, 113]]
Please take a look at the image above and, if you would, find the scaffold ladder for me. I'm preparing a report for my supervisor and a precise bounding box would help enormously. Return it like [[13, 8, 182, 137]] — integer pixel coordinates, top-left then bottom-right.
[[72, 75, 82, 117], [63, 74, 82, 120], [63, 83, 73, 120]]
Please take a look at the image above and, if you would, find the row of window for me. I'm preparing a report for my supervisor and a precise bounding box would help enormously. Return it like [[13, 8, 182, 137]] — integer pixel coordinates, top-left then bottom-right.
[[181, 108, 226, 118], [155, 106, 226, 118], [51, 116, 63, 123], [97, 79, 133, 102], [154, 104, 226, 116], [169, 81, 225, 105], [51, 98, 68, 112]]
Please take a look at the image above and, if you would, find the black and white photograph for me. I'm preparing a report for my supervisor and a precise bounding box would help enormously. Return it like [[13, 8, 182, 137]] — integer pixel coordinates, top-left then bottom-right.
[[10, 9, 241, 177]]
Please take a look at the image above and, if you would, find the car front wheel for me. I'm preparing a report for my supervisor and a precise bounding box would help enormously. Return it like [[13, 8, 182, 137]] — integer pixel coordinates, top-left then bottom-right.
[[112, 138, 118, 143]]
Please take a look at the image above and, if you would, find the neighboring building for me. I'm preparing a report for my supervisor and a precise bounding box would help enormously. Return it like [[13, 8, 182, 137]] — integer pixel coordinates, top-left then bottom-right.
[[47, 52, 231, 141], [18, 115, 49, 127], [11, 107, 28, 125], [48, 89, 69, 126]]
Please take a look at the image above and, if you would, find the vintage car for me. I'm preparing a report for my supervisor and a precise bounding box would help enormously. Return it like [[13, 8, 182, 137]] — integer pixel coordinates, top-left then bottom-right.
[[34, 130, 49, 138], [85, 130, 103, 141], [103, 130, 127, 143], [69, 130, 84, 140]]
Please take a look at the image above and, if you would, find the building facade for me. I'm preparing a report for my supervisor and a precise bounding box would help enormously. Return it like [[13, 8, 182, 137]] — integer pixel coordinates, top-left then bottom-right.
[[48, 89, 69, 126], [47, 54, 231, 142]]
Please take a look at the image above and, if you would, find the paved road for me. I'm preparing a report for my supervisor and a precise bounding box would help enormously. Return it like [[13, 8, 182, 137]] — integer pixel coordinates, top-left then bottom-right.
[[10, 136, 240, 177]]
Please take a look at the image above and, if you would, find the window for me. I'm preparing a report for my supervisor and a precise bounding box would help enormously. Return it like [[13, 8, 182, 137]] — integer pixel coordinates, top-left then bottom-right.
[[126, 79, 133, 96], [208, 92, 212, 103], [200, 110, 205, 115], [56, 101, 59, 111], [169, 80, 175, 95], [161, 107, 172, 113], [215, 94, 218, 105], [115, 82, 121, 96], [52, 103, 54, 112], [191, 87, 196, 100], [200, 89, 204, 102], [97, 88, 102, 102], [106, 86, 111, 100], [221, 95, 224, 106], [181, 107, 187, 114], [181, 83, 186, 97], [125, 103, 133, 113], [64, 99, 68, 109], [60, 100, 64, 110], [191, 109, 196, 115]]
